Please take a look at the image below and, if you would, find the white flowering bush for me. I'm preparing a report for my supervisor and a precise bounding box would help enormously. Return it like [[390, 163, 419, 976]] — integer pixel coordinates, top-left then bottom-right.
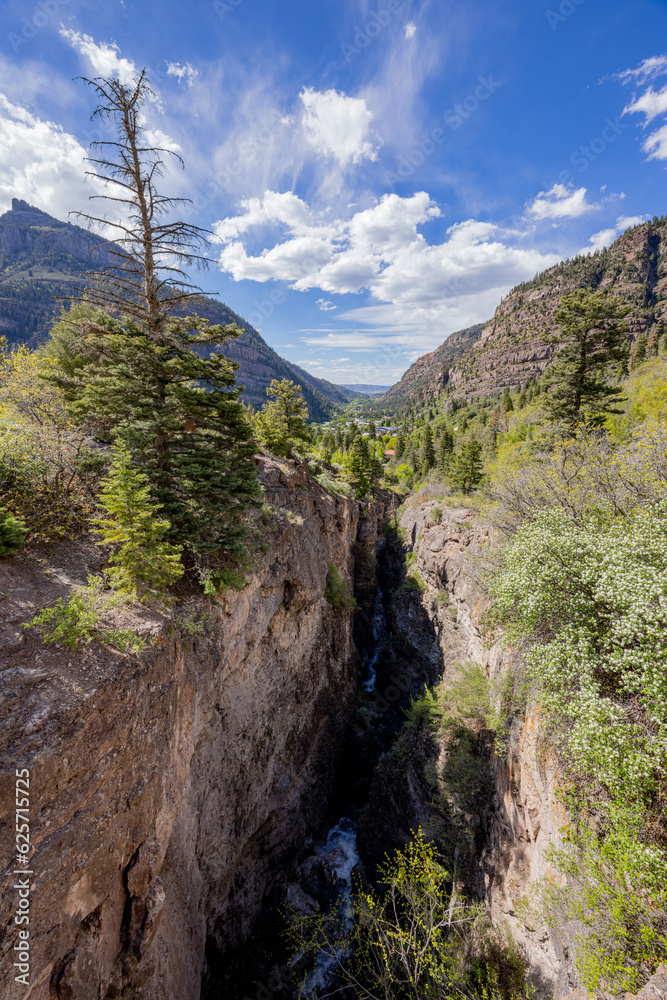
[[489, 502, 667, 993]]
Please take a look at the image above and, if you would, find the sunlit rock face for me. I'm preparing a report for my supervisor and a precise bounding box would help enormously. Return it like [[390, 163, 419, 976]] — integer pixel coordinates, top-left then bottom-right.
[[0, 456, 384, 1000]]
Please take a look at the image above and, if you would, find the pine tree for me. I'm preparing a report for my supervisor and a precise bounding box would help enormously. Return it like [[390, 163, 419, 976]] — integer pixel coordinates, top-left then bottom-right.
[[630, 333, 647, 371], [448, 440, 484, 494], [437, 428, 454, 473], [255, 378, 310, 456], [45, 72, 260, 557], [95, 445, 184, 599], [348, 436, 371, 499], [422, 425, 436, 470], [542, 289, 631, 432], [0, 507, 26, 557], [395, 431, 406, 460]]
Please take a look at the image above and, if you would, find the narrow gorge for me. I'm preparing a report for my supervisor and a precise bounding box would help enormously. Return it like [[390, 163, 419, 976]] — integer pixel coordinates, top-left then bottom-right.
[[0, 455, 586, 1000]]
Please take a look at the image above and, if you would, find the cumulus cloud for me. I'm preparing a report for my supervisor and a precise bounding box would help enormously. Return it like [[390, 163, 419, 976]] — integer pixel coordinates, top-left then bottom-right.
[[578, 214, 649, 255], [317, 299, 336, 311], [0, 93, 98, 219], [215, 189, 560, 351], [166, 62, 199, 87], [59, 29, 138, 86], [621, 54, 667, 162], [404, 22, 417, 39], [526, 183, 598, 220], [300, 87, 380, 166]]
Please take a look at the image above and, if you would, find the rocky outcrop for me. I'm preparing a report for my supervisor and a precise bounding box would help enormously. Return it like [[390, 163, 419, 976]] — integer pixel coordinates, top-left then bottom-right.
[[381, 217, 667, 409], [0, 456, 383, 1000], [362, 497, 577, 994]]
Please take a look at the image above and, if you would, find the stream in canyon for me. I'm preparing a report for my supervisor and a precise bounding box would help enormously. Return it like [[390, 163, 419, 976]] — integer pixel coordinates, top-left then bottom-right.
[[204, 530, 426, 1000]]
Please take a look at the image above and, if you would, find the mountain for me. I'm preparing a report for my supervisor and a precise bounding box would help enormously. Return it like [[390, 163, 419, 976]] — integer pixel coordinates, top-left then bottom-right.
[[337, 383, 392, 395], [381, 214, 667, 410], [0, 199, 354, 421], [379, 323, 487, 410]]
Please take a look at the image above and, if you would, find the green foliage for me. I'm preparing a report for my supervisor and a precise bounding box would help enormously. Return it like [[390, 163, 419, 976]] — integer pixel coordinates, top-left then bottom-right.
[[46, 303, 260, 557], [288, 832, 529, 1000], [325, 562, 357, 610], [422, 425, 436, 469], [201, 566, 246, 594], [431, 505, 443, 523], [404, 571, 428, 594], [489, 503, 667, 988], [95, 445, 184, 600], [541, 289, 631, 433], [255, 378, 311, 456], [449, 440, 484, 494], [0, 506, 26, 557], [23, 576, 145, 652]]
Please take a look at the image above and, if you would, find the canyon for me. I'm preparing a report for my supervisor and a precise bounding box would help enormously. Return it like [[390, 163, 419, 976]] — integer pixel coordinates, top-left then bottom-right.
[[2, 462, 666, 999]]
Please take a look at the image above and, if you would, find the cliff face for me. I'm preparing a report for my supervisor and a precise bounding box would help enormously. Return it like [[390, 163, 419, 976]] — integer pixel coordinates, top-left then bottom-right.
[[381, 217, 667, 408], [363, 497, 575, 993], [0, 457, 381, 1000], [448, 218, 667, 400]]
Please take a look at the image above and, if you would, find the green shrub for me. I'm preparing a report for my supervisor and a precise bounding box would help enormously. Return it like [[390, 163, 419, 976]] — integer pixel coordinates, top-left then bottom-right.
[[435, 589, 449, 604], [489, 502, 667, 990], [404, 571, 428, 594], [431, 505, 443, 523], [23, 576, 144, 652], [288, 832, 529, 1000], [325, 562, 356, 611], [0, 507, 26, 557], [202, 567, 246, 594]]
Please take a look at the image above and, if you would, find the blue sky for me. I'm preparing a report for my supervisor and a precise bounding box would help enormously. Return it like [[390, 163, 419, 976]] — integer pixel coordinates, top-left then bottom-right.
[[1, 0, 666, 386]]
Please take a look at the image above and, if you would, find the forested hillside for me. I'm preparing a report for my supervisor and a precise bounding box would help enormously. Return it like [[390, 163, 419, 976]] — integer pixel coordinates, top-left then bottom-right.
[[0, 199, 353, 420], [381, 216, 667, 411]]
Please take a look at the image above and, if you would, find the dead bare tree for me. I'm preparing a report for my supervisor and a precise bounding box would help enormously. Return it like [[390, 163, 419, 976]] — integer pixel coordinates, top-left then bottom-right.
[[71, 69, 211, 340]]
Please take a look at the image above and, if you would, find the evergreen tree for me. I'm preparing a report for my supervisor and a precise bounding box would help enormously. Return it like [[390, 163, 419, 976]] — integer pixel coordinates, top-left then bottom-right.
[[437, 428, 454, 473], [368, 421, 376, 439], [542, 289, 631, 432], [0, 507, 26, 557], [45, 72, 260, 557], [449, 440, 484, 494], [503, 393, 514, 412], [348, 436, 371, 499], [395, 431, 406, 460], [49, 306, 259, 556], [95, 445, 184, 599], [421, 425, 436, 470], [255, 378, 310, 456], [630, 333, 647, 371]]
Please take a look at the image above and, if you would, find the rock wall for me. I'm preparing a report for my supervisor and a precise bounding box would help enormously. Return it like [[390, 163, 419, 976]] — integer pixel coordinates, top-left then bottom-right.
[[0, 457, 382, 1000], [377, 497, 576, 994]]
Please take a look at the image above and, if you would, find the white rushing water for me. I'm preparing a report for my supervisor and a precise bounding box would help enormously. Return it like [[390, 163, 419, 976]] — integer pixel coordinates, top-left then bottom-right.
[[298, 817, 360, 997], [361, 586, 388, 694]]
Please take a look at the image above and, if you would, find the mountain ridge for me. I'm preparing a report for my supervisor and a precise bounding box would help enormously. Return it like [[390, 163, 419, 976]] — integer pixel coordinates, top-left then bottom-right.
[[380, 215, 667, 410], [0, 199, 354, 421]]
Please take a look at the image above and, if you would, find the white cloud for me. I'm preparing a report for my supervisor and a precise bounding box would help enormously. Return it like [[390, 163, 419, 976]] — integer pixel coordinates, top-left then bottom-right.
[[620, 54, 667, 163], [317, 299, 336, 311], [166, 62, 199, 87], [527, 183, 598, 220], [215, 189, 560, 352], [579, 214, 648, 255], [300, 87, 380, 166], [59, 29, 138, 86], [617, 54, 667, 85], [404, 22, 417, 39], [0, 93, 98, 219], [625, 85, 667, 124]]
